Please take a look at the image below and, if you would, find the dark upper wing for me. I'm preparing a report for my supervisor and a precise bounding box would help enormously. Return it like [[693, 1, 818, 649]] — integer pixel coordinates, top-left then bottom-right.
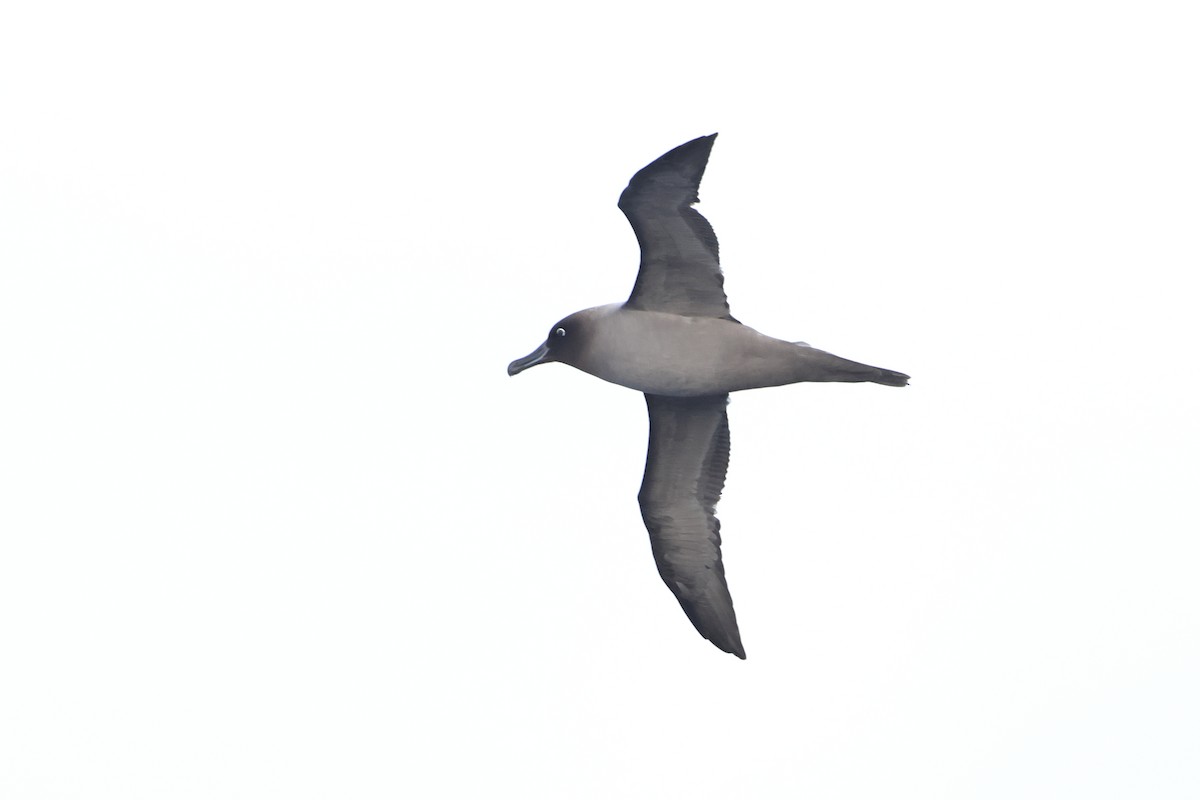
[[619, 134, 736, 321], [638, 393, 744, 658]]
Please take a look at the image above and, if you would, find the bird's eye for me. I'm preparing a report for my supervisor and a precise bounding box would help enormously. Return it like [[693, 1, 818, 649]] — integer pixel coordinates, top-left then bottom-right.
[[555, 327, 566, 337]]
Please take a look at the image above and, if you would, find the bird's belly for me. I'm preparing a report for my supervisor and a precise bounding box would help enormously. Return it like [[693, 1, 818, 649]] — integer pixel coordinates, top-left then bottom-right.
[[580, 312, 801, 396]]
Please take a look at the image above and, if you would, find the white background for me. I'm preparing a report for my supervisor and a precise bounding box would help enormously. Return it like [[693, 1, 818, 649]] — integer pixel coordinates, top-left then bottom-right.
[[3, 2, 1198, 798]]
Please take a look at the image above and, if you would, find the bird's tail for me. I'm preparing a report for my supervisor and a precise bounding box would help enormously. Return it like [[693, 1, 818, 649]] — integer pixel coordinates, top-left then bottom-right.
[[793, 344, 910, 387], [873, 367, 910, 387]]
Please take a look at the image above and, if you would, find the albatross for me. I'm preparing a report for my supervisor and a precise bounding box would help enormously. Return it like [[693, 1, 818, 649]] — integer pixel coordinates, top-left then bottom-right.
[[508, 134, 909, 658]]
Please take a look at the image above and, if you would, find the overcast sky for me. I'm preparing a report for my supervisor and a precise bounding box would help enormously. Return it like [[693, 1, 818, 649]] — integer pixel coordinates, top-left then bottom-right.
[[3, 2, 1198, 798]]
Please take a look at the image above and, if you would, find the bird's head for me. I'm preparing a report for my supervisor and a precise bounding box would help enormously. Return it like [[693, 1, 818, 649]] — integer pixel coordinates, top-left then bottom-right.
[[507, 309, 597, 376]]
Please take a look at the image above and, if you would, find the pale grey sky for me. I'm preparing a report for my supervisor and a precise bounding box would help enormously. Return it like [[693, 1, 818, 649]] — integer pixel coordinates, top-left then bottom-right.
[[2, 2, 1198, 798]]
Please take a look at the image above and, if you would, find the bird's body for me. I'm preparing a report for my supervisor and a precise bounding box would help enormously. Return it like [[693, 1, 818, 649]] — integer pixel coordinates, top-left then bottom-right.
[[551, 303, 908, 396], [508, 134, 908, 659]]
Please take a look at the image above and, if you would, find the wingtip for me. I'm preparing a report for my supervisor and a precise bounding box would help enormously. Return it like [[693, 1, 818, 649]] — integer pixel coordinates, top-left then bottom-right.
[[704, 623, 746, 659], [622, 134, 719, 204], [722, 635, 746, 660], [668, 134, 718, 164], [710, 637, 746, 659]]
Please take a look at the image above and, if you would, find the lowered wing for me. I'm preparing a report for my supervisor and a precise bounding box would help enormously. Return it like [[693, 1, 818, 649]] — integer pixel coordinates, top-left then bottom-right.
[[638, 393, 744, 658]]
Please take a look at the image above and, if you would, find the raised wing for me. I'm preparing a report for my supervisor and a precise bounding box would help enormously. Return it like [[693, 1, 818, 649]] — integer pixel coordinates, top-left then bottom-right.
[[620, 134, 736, 321], [638, 393, 744, 658]]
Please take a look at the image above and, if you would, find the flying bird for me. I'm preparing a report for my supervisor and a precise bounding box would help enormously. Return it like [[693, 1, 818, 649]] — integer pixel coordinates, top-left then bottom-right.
[[508, 134, 908, 658]]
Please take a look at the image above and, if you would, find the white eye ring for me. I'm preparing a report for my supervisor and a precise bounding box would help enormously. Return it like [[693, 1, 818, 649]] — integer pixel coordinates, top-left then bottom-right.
[[555, 327, 566, 337]]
